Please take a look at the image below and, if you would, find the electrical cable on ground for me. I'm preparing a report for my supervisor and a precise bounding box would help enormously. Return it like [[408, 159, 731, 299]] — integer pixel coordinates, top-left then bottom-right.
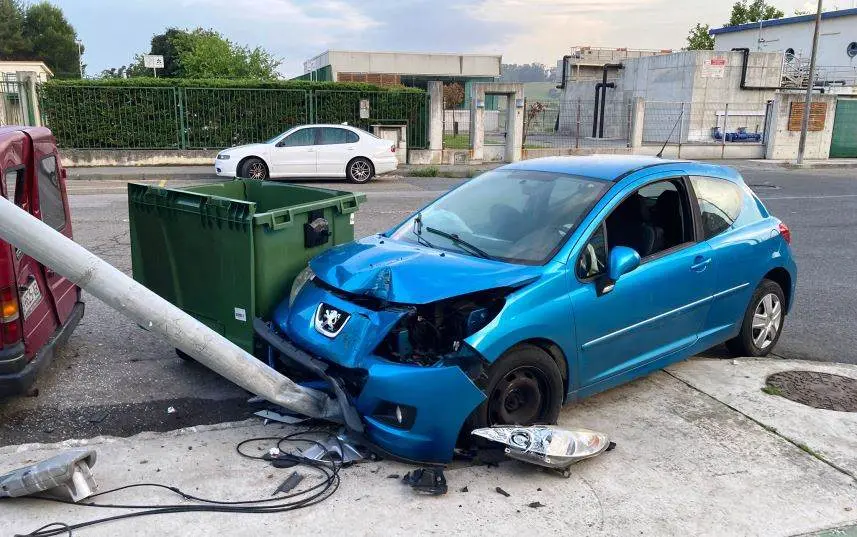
[[15, 430, 349, 537]]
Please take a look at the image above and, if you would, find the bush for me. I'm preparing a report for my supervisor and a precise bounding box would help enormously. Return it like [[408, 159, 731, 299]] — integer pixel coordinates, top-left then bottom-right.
[[409, 166, 439, 177]]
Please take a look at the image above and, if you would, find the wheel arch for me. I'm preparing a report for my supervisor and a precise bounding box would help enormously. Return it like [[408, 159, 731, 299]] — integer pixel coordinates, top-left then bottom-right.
[[763, 267, 792, 312], [346, 156, 375, 176]]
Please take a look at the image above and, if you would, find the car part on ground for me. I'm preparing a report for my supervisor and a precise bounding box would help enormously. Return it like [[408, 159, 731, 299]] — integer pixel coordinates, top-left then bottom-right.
[[0, 195, 342, 422], [471, 425, 613, 478], [401, 467, 448, 495], [0, 449, 97, 502], [299, 433, 365, 464]]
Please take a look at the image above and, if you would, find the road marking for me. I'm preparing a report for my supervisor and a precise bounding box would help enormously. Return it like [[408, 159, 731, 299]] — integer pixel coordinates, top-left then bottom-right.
[[761, 194, 857, 200]]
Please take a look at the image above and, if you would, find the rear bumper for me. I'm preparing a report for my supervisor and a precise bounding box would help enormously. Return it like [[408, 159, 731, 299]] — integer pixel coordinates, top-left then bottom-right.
[[0, 301, 85, 395], [373, 156, 398, 175]]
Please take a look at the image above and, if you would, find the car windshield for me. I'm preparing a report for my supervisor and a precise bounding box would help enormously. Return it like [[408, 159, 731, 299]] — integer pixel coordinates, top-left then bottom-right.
[[265, 128, 296, 144], [390, 169, 610, 264]]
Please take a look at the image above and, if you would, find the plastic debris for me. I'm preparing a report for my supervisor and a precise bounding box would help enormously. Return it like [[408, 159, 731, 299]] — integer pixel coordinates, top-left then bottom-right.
[[528, 501, 546, 508], [401, 467, 447, 496], [254, 409, 309, 425], [166, 406, 176, 414], [299, 434, 364, 464], [495, 486, 510, 497], [272, 471, 304, 496], [471, 425, 612, 478], [0, 449, 97, 502]]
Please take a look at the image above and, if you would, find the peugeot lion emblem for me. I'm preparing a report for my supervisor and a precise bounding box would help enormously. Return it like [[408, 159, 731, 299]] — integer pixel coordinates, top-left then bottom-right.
[[314, 303, 350, 338]]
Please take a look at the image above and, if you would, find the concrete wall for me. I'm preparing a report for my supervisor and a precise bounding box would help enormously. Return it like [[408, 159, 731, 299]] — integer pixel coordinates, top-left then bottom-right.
[[765, 92, 838, 160], [325, 51, 501, 78], [60, 149, 217, 168], [713, 12, 857, 70]]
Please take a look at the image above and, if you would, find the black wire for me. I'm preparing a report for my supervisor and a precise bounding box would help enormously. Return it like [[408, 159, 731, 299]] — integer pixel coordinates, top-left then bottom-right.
[[16, 431, 346, 537]]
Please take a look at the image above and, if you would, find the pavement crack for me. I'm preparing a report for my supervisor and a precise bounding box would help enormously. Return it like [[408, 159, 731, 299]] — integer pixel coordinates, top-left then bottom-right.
[[662, 368, 857, 483]]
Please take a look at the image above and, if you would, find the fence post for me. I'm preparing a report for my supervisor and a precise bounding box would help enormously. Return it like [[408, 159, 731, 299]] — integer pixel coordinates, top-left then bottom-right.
[[630, 97, 644, 152], [176, 88, 187, 150], [678, 102, 685, 159], [721, 102, 729, 159], [308, 90, 314, 124]]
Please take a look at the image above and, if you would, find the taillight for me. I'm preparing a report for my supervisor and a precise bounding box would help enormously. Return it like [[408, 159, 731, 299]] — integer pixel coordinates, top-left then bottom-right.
[[1, 285, 22, 345], [778, 222, 791, 244]]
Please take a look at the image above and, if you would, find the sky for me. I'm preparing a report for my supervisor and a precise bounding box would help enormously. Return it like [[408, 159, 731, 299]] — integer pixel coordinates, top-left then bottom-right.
[[53, 0, 828, 78]]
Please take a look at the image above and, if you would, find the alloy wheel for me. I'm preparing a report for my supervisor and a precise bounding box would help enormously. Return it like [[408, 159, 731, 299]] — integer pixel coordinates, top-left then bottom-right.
[[248, 161, 266, 179], [350, 160, 371, 182], [752, 293, 782, 349]]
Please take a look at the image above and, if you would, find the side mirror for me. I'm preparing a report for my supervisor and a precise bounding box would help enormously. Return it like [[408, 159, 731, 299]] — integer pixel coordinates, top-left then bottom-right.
[[607, 246, 641, 282]]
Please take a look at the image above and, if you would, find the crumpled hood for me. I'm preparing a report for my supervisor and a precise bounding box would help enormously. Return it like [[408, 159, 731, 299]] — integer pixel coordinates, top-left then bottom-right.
[[309, 236, 541, 304]]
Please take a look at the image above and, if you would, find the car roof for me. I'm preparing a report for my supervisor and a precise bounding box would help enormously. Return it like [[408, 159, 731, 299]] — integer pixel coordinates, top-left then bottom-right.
[[502, 155, 741, 183]]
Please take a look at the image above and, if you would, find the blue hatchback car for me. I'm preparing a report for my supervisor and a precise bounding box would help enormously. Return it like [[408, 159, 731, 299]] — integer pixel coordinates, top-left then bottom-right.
[[263, 156, 796, 463]]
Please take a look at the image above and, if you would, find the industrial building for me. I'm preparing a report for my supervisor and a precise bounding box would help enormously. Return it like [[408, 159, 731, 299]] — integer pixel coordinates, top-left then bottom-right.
[[710, 7, 857, 92]]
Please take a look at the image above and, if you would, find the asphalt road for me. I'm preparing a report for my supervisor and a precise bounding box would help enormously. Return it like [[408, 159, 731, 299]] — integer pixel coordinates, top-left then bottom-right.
[[1, 163, 855, 446]]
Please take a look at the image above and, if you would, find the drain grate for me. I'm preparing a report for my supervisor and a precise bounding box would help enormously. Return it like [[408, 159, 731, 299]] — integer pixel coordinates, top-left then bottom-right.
[[765, 371, 857, 412]]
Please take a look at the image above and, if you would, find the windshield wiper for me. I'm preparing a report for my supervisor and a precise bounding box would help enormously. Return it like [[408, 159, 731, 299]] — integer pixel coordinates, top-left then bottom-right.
[[424, 226, 493, 260], [411, 212, 435, 249]]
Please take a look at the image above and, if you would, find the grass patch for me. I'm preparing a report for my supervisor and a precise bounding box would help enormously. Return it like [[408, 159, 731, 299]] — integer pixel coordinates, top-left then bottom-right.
[[443, 134, 471, 149], [797, 442, 823, 459], [761, 384, 783, 397], [409, 166, 439, 177]]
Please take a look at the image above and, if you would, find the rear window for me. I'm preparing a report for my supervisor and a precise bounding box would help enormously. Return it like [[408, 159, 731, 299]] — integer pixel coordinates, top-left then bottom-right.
[[37, 155, 67, 230], [319, 128, 358, 145]]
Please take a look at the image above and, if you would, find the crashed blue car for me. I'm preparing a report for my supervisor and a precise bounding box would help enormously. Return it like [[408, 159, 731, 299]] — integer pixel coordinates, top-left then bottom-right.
[[260, 155, 796, 463]]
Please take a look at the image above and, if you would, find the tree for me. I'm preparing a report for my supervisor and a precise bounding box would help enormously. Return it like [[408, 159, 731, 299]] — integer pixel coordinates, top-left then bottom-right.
[[22, 2, 82, 78], [727, 0, 785, 26], [443, 82, 464, 109], [522, 101, 546, 146], [686, 23, 715, 50], [116, 28, 281, 79], [500, 63, 549, 83], [0, 0, 30, 60]]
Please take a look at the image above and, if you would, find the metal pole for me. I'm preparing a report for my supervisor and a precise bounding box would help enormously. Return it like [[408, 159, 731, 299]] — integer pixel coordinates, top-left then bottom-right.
[[678, 102, 685, 158], [797, 0, 823, 165], [722, 103, 728, 159], [0, 196, 341, 421]]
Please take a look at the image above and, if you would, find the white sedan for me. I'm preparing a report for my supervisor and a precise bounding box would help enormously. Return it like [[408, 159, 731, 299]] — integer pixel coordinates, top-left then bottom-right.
[[214, 124, 398, 183]]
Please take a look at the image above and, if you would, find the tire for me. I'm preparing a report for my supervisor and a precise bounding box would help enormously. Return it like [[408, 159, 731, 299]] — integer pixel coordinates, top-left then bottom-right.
[[726, 279, 786, 357], [347, 158, 374, 184], [175, 348, 194, 361], [468, 345, 564, 431], [239, 157, 268, 180]]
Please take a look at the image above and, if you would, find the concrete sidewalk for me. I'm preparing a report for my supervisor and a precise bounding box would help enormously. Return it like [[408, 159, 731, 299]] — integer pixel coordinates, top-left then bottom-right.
[[1, 358, 855, 536]]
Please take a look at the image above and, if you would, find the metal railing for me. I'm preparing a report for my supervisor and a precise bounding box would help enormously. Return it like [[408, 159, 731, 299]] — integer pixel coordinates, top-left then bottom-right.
[[642, 101, 769, 145], [39, 85, 429, 150], [526, 98, 631, 149], [1, 80, 28, 127]]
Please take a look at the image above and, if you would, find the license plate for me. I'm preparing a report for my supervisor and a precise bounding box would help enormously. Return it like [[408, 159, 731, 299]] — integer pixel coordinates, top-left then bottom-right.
[[20, 279, 42, 319]]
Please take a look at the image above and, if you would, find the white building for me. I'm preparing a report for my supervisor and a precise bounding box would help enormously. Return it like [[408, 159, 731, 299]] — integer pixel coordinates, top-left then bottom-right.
[[710, 8, 857, 88]]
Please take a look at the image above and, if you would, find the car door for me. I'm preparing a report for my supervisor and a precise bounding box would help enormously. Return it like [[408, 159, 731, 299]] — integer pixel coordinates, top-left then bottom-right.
[[1, 134, 58, 359], [31, 140, 78, 325], [315, 127, 358, 176], [269, 127, 318, 176], [570, 175, 716, 388]]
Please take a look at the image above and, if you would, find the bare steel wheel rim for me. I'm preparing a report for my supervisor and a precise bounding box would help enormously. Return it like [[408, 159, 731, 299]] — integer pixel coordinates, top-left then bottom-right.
[[752, 293, 782, 349], [248, 162, 266, 179], [350, 160, 371, 181]]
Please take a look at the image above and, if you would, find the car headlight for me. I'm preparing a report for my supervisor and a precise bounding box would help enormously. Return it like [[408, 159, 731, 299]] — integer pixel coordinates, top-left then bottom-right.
[[471, 425, 611, 470], [217, 153, 230, 160], [289, 266, 315, 307]]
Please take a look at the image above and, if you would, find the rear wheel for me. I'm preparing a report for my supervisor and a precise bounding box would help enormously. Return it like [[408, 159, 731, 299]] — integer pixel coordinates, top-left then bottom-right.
[[347, 158, 374, 184], [726, 279, 785, 357], [470, 345, 563, 430], [239, 157, 268, 180]]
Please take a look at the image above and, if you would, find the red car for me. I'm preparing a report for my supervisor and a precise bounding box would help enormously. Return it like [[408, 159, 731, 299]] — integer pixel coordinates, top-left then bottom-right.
[[0, 126, 84, 394]]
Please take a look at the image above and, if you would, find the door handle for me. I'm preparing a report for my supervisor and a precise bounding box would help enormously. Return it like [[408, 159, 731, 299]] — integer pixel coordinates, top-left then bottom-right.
[[690, 256, 711, 272]]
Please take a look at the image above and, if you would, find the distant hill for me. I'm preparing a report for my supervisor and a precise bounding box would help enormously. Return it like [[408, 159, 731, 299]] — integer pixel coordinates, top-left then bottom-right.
[[523, 82, 561, 102]]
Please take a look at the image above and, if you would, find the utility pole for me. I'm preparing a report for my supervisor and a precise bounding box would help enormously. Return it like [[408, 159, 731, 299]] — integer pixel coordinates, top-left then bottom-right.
[[796, 0, 823, 165], [76, 40, 84, 78]]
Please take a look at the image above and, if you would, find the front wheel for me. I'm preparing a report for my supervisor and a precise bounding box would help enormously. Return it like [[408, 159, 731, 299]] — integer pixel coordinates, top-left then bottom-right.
[[239, 157, 268, 180], [347, 158, 374, 184], [726, 279, 785, 357]]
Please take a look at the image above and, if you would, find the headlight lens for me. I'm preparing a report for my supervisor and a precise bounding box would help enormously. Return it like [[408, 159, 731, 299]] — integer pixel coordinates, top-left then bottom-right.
[[288, 266, 315, 307], [471, 425, 611, 468], [217, 153, 230, 160]]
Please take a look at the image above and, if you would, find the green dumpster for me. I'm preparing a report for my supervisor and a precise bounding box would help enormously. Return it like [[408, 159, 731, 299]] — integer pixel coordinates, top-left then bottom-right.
[[128, 179, 366, 354]]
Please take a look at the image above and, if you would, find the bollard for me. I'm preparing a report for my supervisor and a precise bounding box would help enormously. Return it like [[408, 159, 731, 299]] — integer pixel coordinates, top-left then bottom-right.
[[0, 195, 342, 421]]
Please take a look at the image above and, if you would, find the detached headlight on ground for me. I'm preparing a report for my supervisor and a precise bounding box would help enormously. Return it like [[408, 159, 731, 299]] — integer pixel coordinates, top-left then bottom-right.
[[472, 425, 611, 477], [289, 266, 315, 307]]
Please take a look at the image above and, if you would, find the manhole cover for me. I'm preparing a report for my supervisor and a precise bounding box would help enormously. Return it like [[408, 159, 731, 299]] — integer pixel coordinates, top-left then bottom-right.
[[765, 371, 857, 412]]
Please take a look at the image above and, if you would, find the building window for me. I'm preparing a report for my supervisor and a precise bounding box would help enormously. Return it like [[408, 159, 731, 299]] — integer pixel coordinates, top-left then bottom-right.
[[847, 42, 857, 58]]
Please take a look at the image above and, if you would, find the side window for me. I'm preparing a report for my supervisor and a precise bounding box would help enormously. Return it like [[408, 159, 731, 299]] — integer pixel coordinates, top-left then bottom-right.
[[690, 176, 742, 239], [605, 179, 693, 259], [345, 130, 359, 143], [319, 128, 354, 145], [3, 167, 25, 205], [577, 223, 607, 280], [37, 156, 67, 230], [279, 128, 315, 147]]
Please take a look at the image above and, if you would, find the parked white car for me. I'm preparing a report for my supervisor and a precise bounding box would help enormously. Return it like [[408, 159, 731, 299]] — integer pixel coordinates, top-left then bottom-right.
[[214, 124, 398, 183]]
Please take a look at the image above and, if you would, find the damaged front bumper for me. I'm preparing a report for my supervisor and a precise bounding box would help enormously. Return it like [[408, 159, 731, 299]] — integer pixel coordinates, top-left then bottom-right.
[[259, 281, 487, 463]]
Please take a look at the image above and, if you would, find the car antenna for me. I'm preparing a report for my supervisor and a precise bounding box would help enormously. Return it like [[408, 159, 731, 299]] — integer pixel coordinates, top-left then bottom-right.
[[656, 109, 684, 159]]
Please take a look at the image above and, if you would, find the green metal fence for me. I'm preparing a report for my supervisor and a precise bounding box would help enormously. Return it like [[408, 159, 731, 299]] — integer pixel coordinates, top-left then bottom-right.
[[39, 85, 429, 150]]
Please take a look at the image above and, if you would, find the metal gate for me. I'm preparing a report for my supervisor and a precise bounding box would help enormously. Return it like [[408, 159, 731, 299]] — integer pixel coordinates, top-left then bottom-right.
[[830, 99, 857, 158]]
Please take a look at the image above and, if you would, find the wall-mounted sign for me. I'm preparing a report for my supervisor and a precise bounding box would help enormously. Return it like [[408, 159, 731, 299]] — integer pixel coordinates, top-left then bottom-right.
[[701, 57, 727, 78], [359, 99, 370, 119]]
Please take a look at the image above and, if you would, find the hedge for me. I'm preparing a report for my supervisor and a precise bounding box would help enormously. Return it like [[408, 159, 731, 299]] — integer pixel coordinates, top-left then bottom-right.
[[38, 79, 428, 149]]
